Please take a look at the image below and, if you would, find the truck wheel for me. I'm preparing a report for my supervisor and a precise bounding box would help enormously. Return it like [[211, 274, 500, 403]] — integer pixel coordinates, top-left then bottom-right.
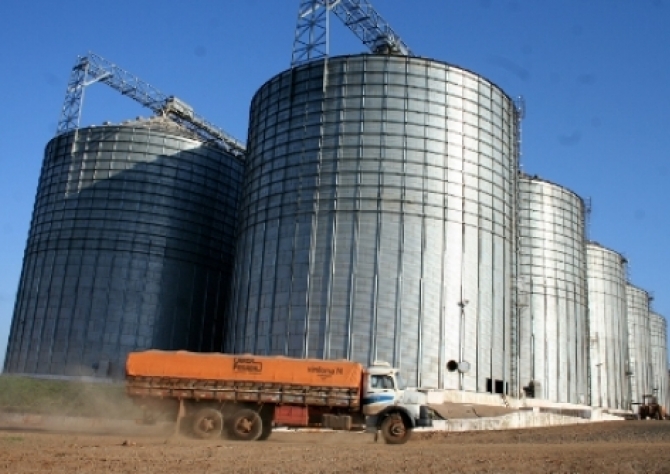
[[191, 408, 224, 439], [257, 406, 274, 441], [228, 409, 263, 441], [257, 421, 273, 441], [380, 414, 412, 445]]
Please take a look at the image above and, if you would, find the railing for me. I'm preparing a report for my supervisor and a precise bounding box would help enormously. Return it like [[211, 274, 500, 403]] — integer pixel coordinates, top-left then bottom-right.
[[126, 376, 360, 408]]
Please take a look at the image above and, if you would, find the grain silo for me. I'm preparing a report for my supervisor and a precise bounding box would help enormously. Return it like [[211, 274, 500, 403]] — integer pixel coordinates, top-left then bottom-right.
[[226, 54, 519, 391], [649, 311, 669, 411], [515, 174, 589, 404], [625, 284, 652, 404], [4, 118, 244, 378], [586, 242, 629, 410]]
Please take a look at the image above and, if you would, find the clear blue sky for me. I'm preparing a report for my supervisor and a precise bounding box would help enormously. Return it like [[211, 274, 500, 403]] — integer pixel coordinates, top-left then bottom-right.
[[1, 0, 669, 368]]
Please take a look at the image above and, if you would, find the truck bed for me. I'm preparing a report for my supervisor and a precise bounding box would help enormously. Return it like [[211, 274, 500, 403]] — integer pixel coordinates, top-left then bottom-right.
[[126, 350, 363, 408]]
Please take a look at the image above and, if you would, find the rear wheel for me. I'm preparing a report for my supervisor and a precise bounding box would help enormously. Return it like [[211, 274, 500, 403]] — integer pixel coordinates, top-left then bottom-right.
[[258, 421, 273, 441], [380, 414, 411, 445], [191, 408, 224, 439], [228, 409, 263, 441]]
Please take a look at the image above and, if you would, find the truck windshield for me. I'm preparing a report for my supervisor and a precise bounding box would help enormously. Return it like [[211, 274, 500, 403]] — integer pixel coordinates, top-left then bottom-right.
[[370, 375, 395, 389]]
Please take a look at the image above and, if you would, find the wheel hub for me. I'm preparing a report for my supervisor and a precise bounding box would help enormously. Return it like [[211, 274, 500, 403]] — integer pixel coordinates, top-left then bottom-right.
[[237, 418, 253, 433], [200, 418, 215, 432], [390, 421, 405, 437]]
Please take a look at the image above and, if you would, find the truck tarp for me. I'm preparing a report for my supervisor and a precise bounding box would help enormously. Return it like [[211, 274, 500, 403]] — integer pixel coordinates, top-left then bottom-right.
[[126, 350, 363, 389]]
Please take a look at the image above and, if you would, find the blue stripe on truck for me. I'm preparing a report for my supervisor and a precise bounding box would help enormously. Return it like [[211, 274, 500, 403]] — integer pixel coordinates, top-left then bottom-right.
[[362, 394, 396, 405]]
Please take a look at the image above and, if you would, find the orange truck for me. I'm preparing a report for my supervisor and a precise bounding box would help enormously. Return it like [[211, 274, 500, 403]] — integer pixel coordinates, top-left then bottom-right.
[[126, 350, 433, 444]]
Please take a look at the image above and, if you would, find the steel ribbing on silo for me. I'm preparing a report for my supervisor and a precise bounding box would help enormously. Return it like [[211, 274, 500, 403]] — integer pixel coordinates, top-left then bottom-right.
[[515, 175, 589, 404], [649, 312, 669, 412], [4, 119, 244, 378], [586, 242, 629, 410], [625, 284, 652, 404], [226, 54, 518, 390]]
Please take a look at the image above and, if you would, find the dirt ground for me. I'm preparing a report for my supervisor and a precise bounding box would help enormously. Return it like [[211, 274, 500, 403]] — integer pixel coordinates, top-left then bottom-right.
[[1, 420, 670, 473]]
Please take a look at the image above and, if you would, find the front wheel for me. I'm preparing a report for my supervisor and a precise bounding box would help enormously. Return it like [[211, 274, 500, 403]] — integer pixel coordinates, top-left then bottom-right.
[[380, 414, 412, 445], [228, 409, 263, 441]]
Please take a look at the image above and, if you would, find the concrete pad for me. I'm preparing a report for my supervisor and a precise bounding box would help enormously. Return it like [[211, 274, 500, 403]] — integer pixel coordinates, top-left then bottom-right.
[[429, 402, 517, 420]]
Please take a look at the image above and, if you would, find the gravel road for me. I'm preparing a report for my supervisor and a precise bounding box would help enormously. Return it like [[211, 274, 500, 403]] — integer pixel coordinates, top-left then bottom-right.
[[1, 420, 669, 473]]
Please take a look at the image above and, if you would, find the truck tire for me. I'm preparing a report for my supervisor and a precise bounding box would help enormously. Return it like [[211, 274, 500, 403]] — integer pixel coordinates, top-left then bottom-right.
[[191, 408, 224, 439], [228, 409, 263, 441], [257, 421, 273, 441], [380, 414, 412, 445]]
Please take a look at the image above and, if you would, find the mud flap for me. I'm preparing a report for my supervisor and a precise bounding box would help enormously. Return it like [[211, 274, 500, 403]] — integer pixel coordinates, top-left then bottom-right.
[[174, 399, 185, 436]]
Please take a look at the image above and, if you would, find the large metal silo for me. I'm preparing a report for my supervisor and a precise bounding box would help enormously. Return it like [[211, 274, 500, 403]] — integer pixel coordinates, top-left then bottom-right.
[[586, 242, 629, 410], [4, 118, 244, 378], [626, 284, 652, 404], [227, 54, 519, 391], [515, 174, 588, 404], [649, 312, 669, 412]]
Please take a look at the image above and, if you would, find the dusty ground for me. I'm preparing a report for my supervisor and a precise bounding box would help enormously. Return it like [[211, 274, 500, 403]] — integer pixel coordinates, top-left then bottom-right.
[[1, 420, 670, 473]]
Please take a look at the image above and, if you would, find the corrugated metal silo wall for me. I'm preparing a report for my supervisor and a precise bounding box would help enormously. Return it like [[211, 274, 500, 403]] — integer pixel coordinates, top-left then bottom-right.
[[227, 54, 518, 391], [586, 243, 629, 409], [4, 123, 244, 378], [625, 284, 652, 404], [516, 175, 589, 404], [649, 312, 669, 411]]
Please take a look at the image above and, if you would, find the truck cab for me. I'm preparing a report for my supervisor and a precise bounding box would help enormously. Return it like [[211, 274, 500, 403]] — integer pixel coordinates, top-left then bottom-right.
[[361, 362, 433, 443], [362, 362, 405, 416]]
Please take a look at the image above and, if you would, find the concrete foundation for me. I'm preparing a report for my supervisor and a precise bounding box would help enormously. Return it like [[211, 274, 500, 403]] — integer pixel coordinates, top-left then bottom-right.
[[421, 410, 623, 433], [421, 388, 628, 431]]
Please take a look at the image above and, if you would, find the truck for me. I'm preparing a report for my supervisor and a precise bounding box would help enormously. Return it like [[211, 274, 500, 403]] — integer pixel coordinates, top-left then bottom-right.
[[125, 350, 433, 444], [636, 394, 667, 420]]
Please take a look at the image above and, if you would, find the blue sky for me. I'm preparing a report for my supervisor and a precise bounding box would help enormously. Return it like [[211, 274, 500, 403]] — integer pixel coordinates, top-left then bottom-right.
[[1, 0, 668, 368]]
